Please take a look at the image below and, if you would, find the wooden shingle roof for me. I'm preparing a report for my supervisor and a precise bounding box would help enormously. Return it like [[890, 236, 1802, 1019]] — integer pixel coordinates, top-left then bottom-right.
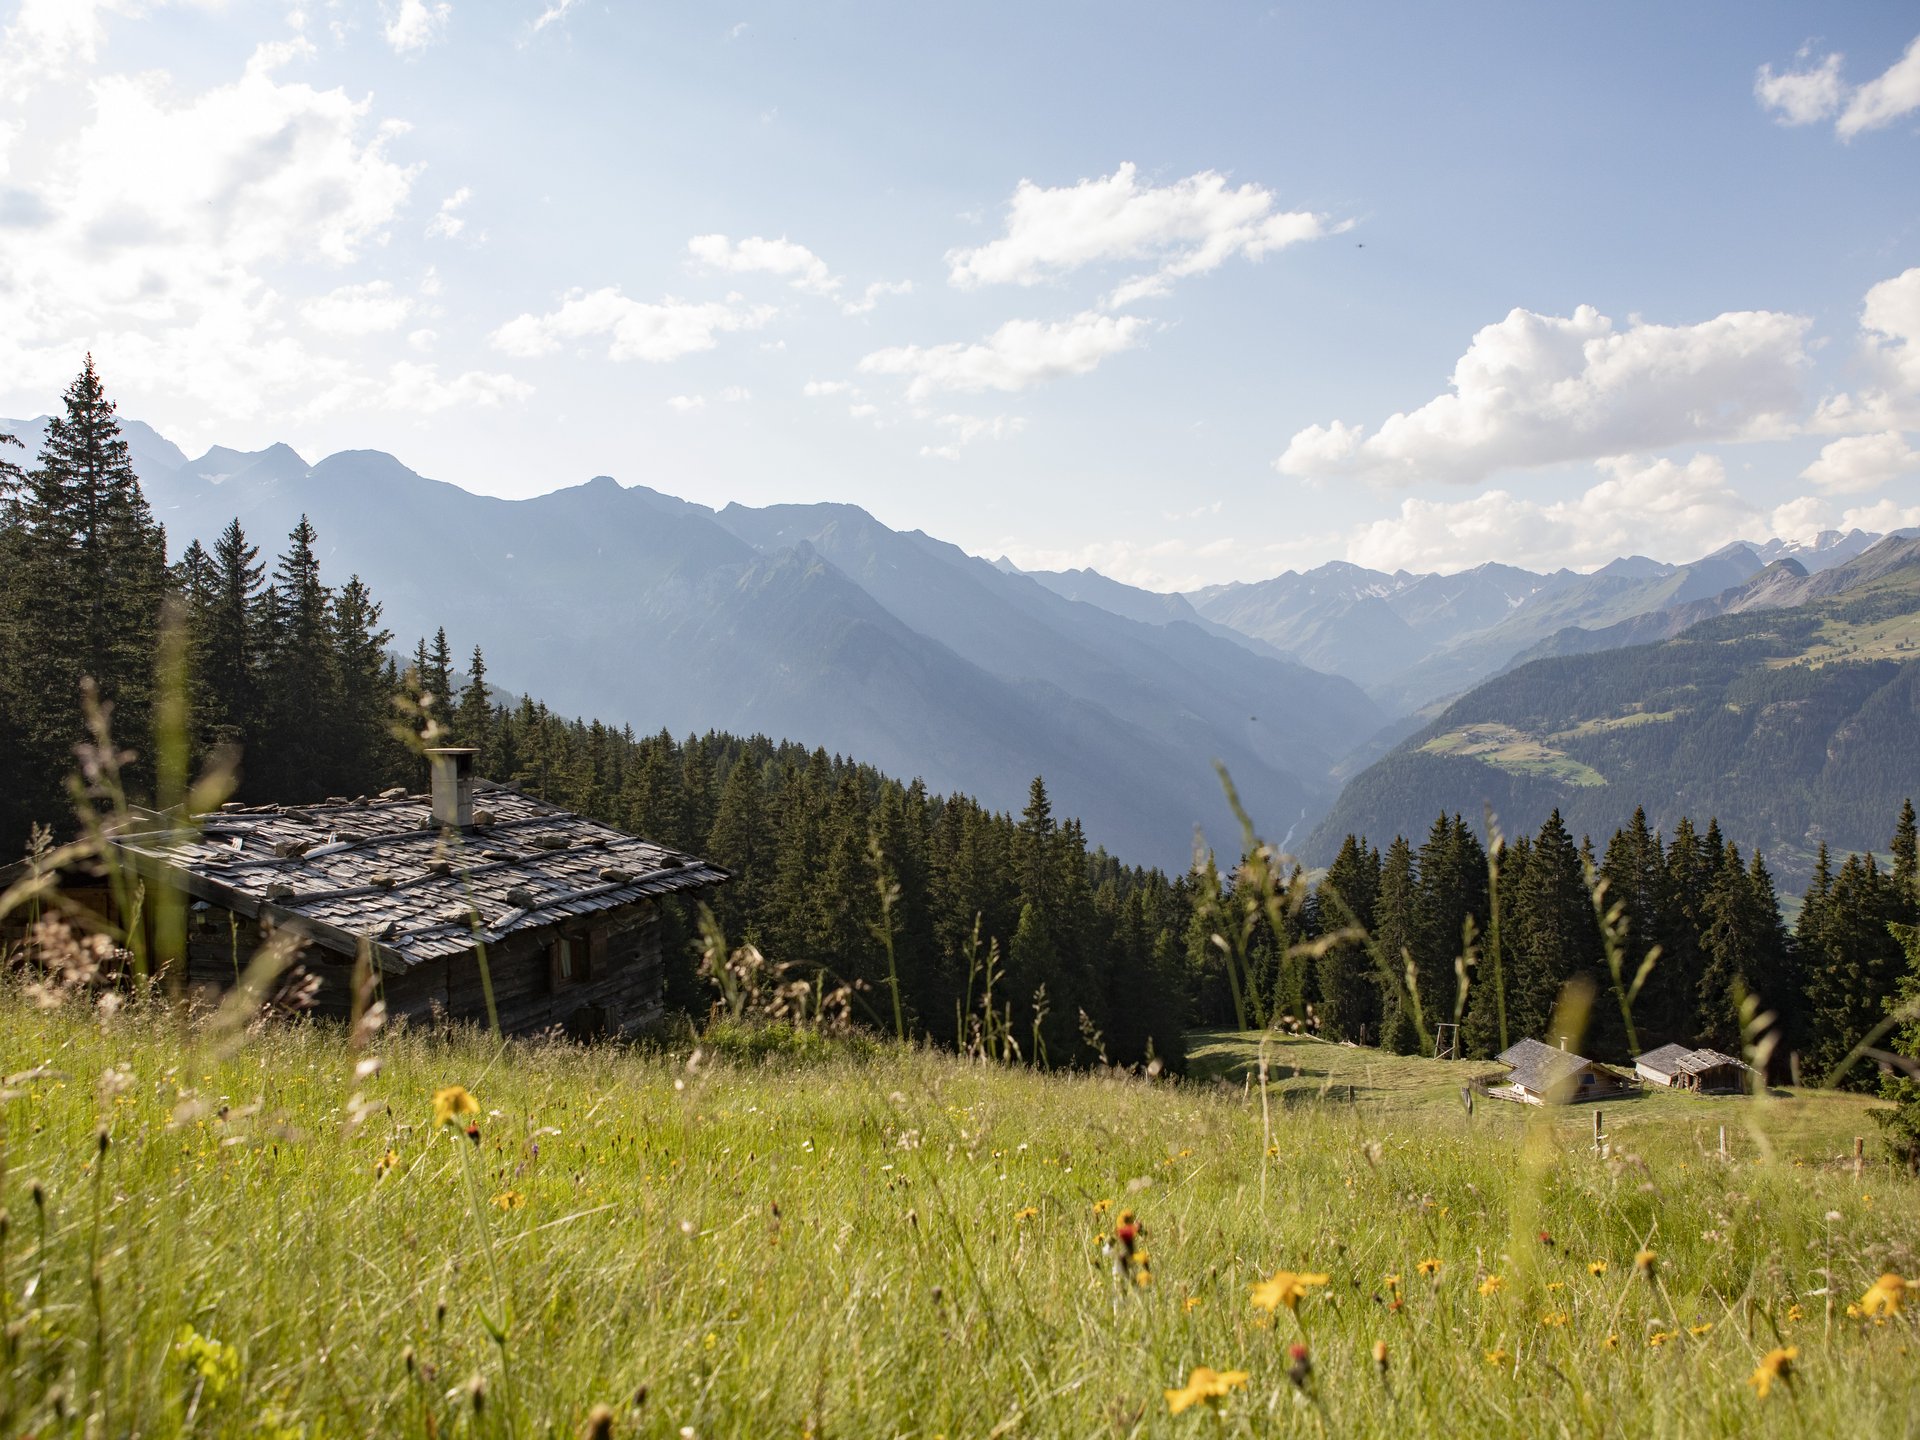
[[106, 783, 727, 975], [1636, 1044, 1753, 1078], [1495, 1037, 1592, 1093]]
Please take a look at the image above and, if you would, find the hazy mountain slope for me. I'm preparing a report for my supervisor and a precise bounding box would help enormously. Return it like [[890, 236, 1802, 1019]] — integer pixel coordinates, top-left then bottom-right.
[[714, 501, 1385, 849], [1305, 540, 1920, 887], [1021, 565, 1283, 658]]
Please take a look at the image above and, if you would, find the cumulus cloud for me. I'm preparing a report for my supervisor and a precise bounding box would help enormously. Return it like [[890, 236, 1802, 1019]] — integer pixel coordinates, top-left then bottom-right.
[[425, 185, 472, 240], [0, 40, 462, 424], [1812, 266, 1920, 432], [490, 288, 775, 362], [859, 310, 1147, 401], [802, 379, 855, 398], [1800, 430, 1920, 493], [1756, 34, 1920, 138], [1276, 304, 1810, 487], [382, 361, 529, 412], [1836, 497, 1920, 533], [1344, 454, 1762, 573], [687, 233, 839, 295], [665, 394, 704, 414], [947, 162, 1339, 306], [385, 0, 451, 54], [302, 281, 413, 335]]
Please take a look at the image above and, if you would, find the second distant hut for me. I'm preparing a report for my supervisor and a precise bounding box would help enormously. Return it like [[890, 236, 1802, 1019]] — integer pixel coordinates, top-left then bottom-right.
[[1633, 1044, 1754, 1094], [1488, 1037, 1633, 1105]]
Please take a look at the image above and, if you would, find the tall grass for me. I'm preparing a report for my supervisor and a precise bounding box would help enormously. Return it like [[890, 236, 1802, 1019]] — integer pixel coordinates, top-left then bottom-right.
[[0, 998, 1912, 1438]]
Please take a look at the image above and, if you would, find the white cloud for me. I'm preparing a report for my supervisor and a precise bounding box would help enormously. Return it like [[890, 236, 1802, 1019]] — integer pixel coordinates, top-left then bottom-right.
[[425, 185, 472, 240], [0, 42, 436, 424], [1755, 50, 1846, 126], [947, 162, 1339, 306], [385, 0, 451, 54], [490, 289, 775, 362], [529, 0, 581, 36], [802, 379, 855, 398], [302, 281, 413, 335], [842, 278, 913, 316], [1813, 266, 1920, 432], [1801, 430, 1920, 493], [718, 385, 751, 402], [1277, 304, 1810, 487], [848, 402, 878, 420], [687, 233, 838, 296], [1755, 34, 1920, 139], [382, 361, 529, 412], [1344, 454, 1761, 573], [665, 395, 704, 414], [407, 328, 437, 352], [859, 310, 1147, 401], [1767, 495, 1830, 544], [1837, 497, 1920, 533]]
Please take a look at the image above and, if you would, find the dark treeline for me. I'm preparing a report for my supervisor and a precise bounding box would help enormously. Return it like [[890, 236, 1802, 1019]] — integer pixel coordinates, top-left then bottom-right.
[[4, 360, 1919, 1103], [1297, 804, 1919, 1095]]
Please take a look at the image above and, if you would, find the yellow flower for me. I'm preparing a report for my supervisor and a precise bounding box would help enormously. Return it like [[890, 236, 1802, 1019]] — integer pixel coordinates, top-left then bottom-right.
[[374, 1148, 399, 1178], [1545, 1281, 1566, 1293], [1688, 1323, 1713, 1338], [1092, 1198, 1113, 1215], [1747, 1345, 1797, 1398], [432, 1085, 480, 1128], [1785, 1303, 1805, 1323], [1540, 1311, 1570, 1328], [1648, 1330, 1675, 1348], [1250, 1270, 1331, 1313], [1382, 1273, 1402, 1290], [1416, 1257, 1442, 1277], [1633, 1249, 1657, 1278], [1860, 1273, 1907, 1318], [1183, 1296, 1203, 1313], [1588, 1261, 1608, 1276], [1163, 1365, 1249, 1415], [1603, 1332, 1620, 1350], [1478, 1275, 1504, 1297], [1483, 1347, 1511, 1367], [491, 1190, 525, 1211], [1014, 1206, 1039, 1221]]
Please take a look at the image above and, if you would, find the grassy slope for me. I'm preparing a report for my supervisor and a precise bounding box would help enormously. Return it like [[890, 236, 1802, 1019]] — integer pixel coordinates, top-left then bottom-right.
[[0, 1004, 1915, 1439]]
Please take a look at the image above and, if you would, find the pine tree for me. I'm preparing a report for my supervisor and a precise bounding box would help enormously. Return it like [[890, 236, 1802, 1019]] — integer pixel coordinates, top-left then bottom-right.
[[256, 517, 337, 800], [7, 357, 169, 828], [329, 576, 395, 791], [1509, 811, 1598, 1049], [1317, 835, 1381, 1042], [454, 646, 493, 750], [1375, 836, 1420, 1053]]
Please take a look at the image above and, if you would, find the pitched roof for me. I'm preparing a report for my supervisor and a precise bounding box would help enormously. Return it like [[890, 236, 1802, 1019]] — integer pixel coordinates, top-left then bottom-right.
[[1636, 1044, 1753, 1077], [1495, 1036, 1593, 1093], [105, 783, 727, 974]]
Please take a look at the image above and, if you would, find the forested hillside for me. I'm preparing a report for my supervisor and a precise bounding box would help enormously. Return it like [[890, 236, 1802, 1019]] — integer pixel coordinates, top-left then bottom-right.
[[1307, 547, 1920, 889]]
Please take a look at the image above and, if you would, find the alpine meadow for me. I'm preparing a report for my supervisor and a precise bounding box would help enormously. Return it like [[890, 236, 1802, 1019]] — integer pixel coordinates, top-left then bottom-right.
[[3, 6, 1920, 1438]]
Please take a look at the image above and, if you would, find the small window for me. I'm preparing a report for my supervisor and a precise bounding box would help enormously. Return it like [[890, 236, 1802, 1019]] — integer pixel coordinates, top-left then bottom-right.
[[557, 938, 575, 981], [550, 933, 593, 989]]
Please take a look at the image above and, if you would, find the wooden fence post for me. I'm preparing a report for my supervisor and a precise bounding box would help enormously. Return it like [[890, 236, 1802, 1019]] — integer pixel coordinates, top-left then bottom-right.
[[1854, 1136, 1865, 1181]]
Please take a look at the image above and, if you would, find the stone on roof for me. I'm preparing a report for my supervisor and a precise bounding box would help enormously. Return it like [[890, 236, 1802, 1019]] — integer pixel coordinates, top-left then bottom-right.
[[106, 782, 727, 975]]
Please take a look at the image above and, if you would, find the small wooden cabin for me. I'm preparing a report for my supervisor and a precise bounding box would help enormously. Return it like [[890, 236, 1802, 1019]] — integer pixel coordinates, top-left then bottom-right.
[[1633, 1044, 1753, 1094], [1488, 1037, 1634, 1106], [10, 749, 726, 1039]]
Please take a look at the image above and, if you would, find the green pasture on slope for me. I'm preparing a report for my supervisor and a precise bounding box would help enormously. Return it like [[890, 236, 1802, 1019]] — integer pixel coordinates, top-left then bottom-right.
[[0, 1001, 1913, 1439]]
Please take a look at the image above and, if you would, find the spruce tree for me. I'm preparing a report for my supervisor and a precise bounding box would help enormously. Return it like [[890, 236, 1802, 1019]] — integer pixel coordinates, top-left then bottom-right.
[[1317, 836, 1381, 1041], [455, 646, 493, 749], [8, 358, 169, 827], [1375, 836, 1420, 1053], [329, 576, 395, 791], [257, 517, 337, 799]]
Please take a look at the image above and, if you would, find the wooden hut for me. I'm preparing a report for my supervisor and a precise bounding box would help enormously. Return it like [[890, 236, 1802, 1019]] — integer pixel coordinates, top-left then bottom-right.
[[1633, 1044, 1753, 1094], [1488, 1037, 1634, 1105], [8, 748, 726, 1039]]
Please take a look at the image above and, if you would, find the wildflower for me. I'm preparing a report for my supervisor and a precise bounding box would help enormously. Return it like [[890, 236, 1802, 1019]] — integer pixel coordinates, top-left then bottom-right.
[[1483, 1347, 1511, 1367], [1416, 1257, 1442, 1278], [1541, 1311, 1570, 1328], [1183, 1296, 1203, 1313], [1634, 1249, 1657, 1279], [1371, 1339, 1389, 1374], [374, 1148, 399, 1179], [1786, 1303, 1805, 1323], [1545, 1281, 1566, 1293], [492, 1190, 525, 1211], [1603, 1333, 1619, 1350], [1688, 1322, 1713, 1338], [1860, 1273, 1907, 1318], [584, 1403, 616, 1440], [1648, 1330, 1675, 1348], [173, 1326, 239, 1396], [1286, 1342, 1313, 1390], [1382, 1273, 1402, 1290], [1747, 1345, 1798, 1399], [1478, 1275, 1504, 1297], [1588, 1261, 1608, 1276], [1537, 1229, 1555, 1248], [1014, 1206, 1038, 1221], [1163, 1365, 1249, 1415], [1251, 1270, 1330, 1313], [433, 1086, 480, 1129], [1092, 1198, 1113, 1215]]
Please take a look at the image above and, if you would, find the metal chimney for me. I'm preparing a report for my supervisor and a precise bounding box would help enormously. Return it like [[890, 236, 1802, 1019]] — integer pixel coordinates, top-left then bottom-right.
[[427, 747, 478, 829]]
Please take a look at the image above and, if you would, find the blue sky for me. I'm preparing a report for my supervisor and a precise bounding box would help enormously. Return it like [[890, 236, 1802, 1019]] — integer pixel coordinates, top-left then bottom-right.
[[2, 2, 1917, 585]]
